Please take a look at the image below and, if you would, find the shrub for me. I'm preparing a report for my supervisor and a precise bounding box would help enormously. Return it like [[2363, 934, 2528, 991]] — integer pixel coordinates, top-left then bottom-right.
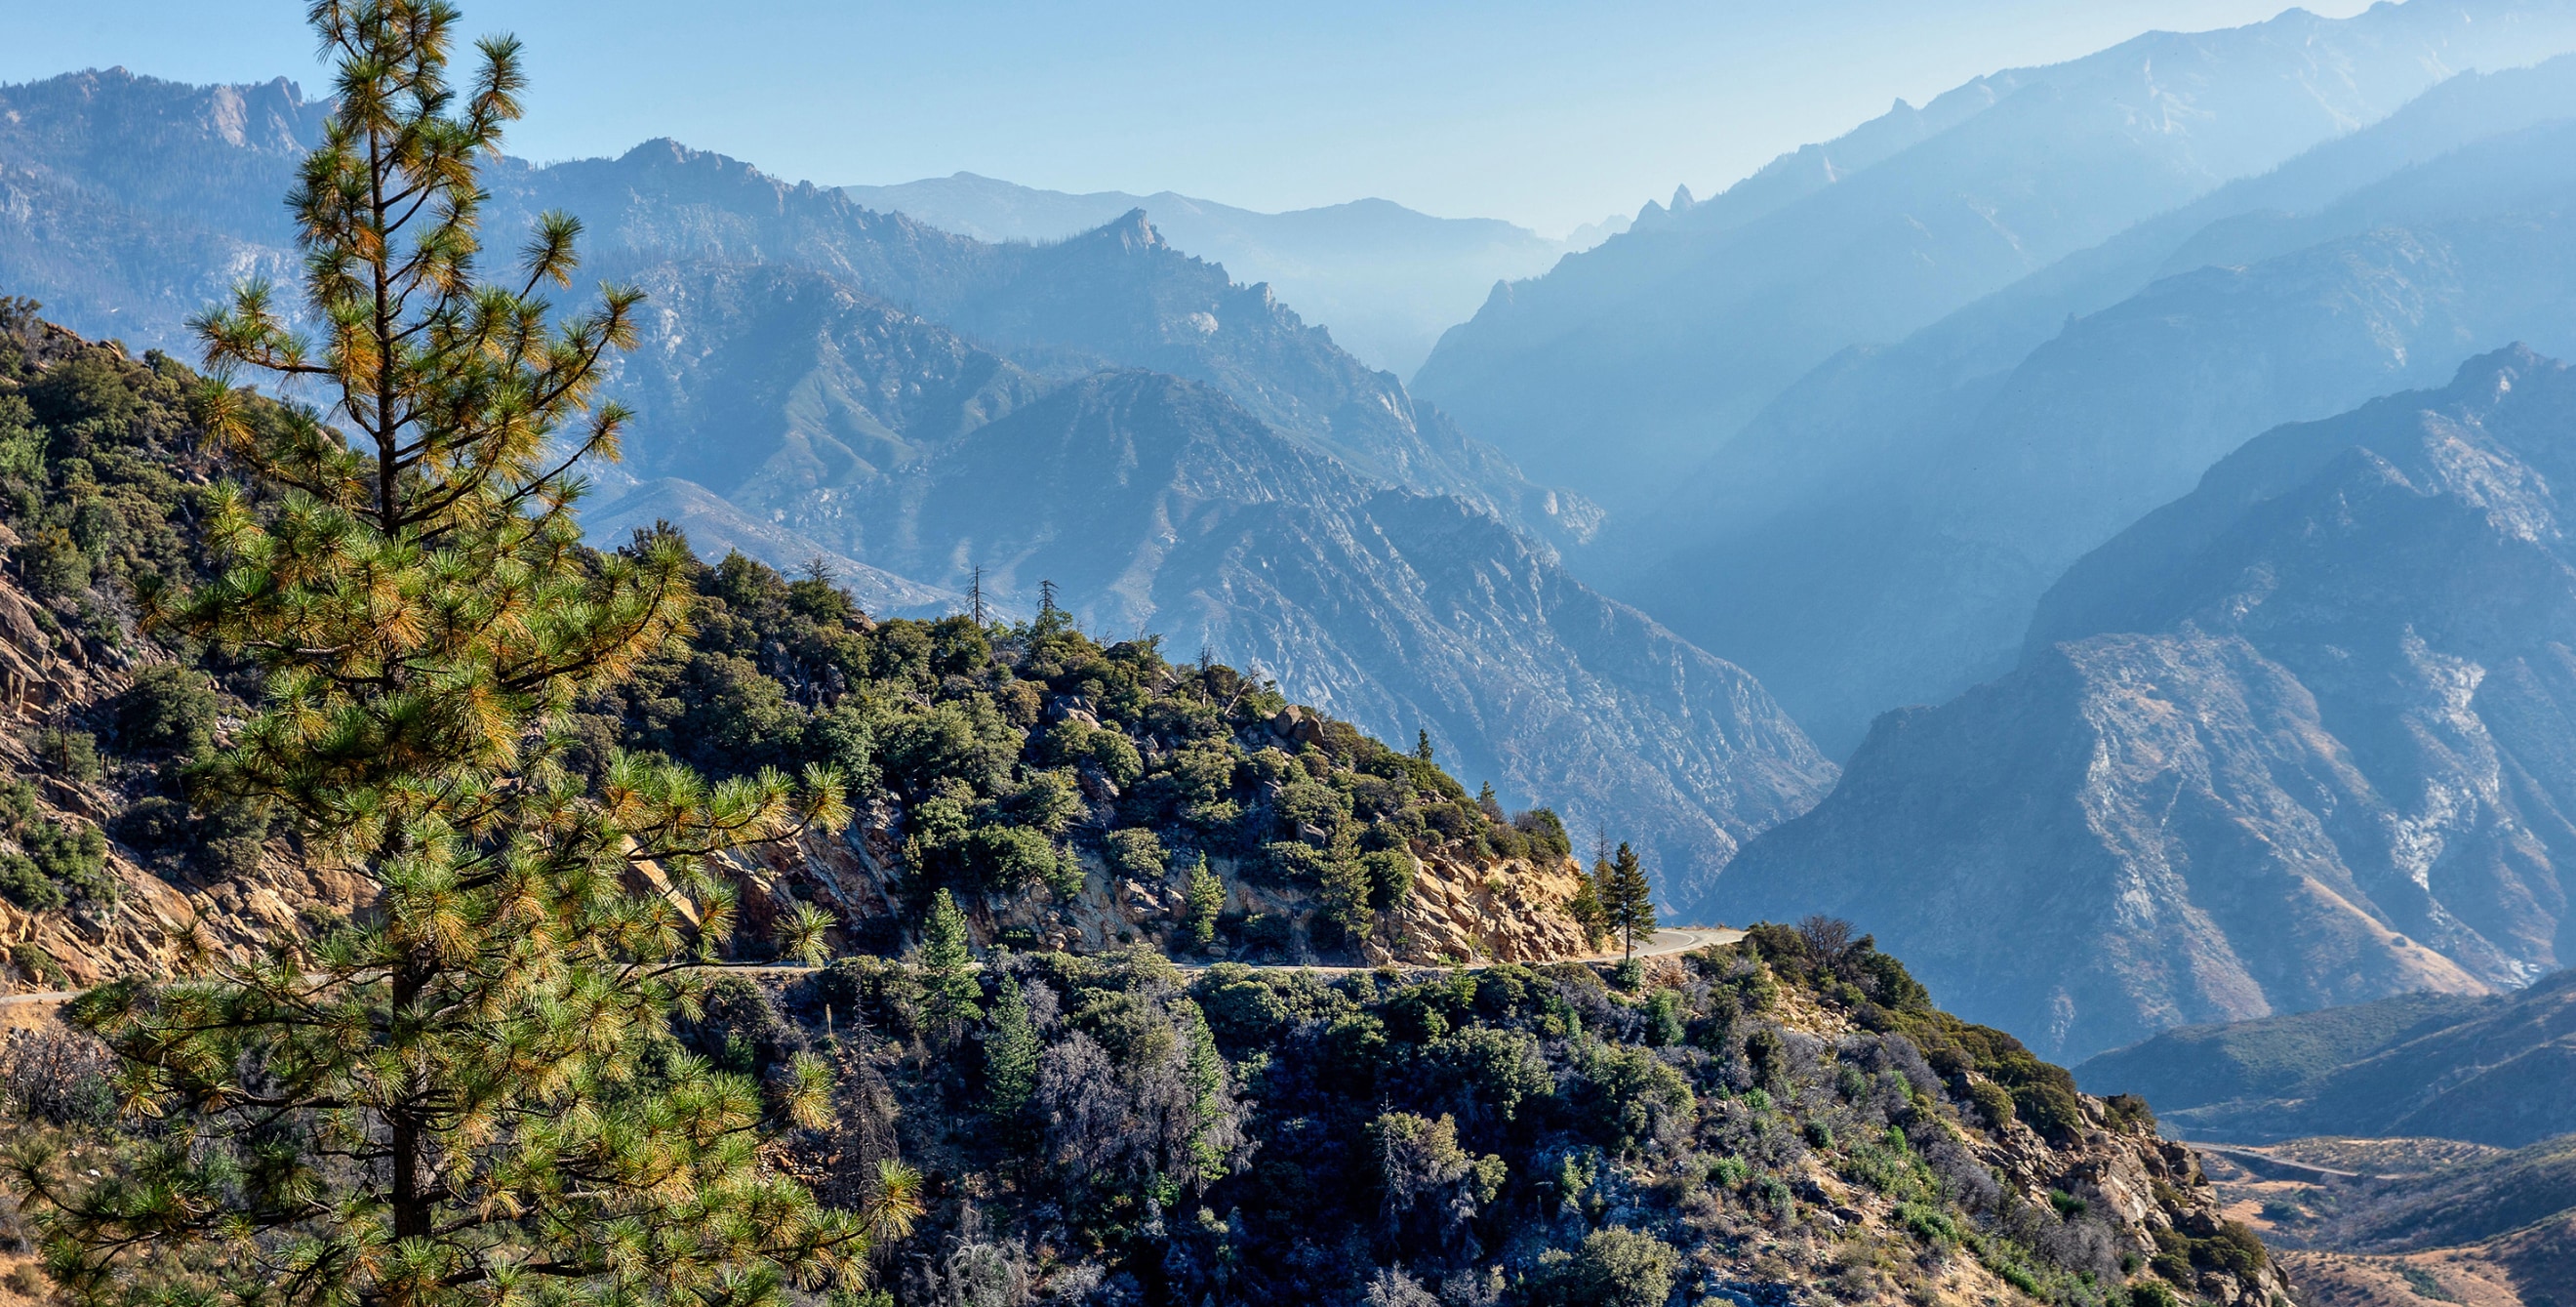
[[1966, 1079, 2017, 1131], [1102, 828, 1166, 880], [19, 527, 91, 599], [970, 824, 1061, 892], [106, 664, 220, 756], [36, 728, 101, 782], [1358, 848, 1415, 907], [1572, 1041, 1694, 1153], [1525, 1227, 1680, 1307], [2128, 1281, 2181, 1307]]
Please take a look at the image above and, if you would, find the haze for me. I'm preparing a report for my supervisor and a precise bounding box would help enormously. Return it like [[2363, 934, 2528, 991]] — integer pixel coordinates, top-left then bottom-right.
[[1, 0, 2372, 233]]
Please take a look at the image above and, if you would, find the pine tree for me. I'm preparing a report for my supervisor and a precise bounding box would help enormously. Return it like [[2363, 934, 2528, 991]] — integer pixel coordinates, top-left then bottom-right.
[[1415, 729, 1435, 762], [1606, 841, 1658, 960], [1566, 865, 1608, 950], [1321, 854, 1375, 943], [10, 6, 862, 1304], [982, 972, 1039, 1121], [1183, 852, 1225, 949], [921, 887, 983, 1029]]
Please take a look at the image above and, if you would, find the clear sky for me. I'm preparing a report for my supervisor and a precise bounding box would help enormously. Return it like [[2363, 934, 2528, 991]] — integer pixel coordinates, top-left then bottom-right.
[[2, 1, 2376, 235]]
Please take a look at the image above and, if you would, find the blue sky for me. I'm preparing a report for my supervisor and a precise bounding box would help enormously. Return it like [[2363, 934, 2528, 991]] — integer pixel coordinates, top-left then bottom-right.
[[2, 1, 2372, 234]]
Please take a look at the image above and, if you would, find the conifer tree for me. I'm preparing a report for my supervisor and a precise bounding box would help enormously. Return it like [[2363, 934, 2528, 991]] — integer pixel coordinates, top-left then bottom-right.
[[920, 887, 982, 1030], [1566, 867, 1608, 950], [1182, 852, 1225, 949], [1605, 841, 1657, 960], [982, 973, 1039, 1121], [1321, 854, 1375, 943], [8, 6, 862, 1305]]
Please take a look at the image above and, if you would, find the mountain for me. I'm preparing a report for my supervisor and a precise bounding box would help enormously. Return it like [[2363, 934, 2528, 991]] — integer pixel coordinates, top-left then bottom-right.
[[842, 172, 1580, 376], [1413, 0, 2576, 516], [1626, 54, 2576, 751], [2077, 969, 2576, 1147], [1716, 348, 2576, 1060], [797, 370, 1834, 908], [0, 69, 1829, 902]]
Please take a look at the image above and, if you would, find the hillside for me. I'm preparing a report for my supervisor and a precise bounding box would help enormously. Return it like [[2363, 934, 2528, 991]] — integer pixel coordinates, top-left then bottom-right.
[[0, 298, 2291, 1307], [0, 913, 2295, 1306], [0, 301, 1638, 983], [1413, 0, 2576, 516], [1717, 348, 2576, 1061], [842, 172, 1576, 375]]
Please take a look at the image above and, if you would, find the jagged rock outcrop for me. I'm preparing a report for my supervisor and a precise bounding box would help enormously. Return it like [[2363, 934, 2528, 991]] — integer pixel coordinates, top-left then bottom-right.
[[1721, 348, 2576, 1060]]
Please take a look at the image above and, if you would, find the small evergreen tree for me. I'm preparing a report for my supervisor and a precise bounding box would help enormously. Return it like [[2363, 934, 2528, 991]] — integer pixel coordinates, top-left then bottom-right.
[[1566, 868, 1608, 949], [921, 887, 983, 1028], [982, 973, 1039, 1120], [1605, 841, 1658, 960], [1320, 855, 1374, 943], [1182, 852, 1225, 949], [11, 5, 864, 1304], [1415, 730, 1434, 762]]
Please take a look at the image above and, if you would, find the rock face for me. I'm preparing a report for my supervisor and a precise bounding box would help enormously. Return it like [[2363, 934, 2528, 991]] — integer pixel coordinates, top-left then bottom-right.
[[1720, 348, 2576, 1060], [1413, 0, 2576, 516]]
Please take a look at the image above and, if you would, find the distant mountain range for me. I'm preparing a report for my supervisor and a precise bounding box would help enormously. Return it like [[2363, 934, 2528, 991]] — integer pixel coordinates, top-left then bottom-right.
[[843, 172, 1616, 377], [1622, 49, 2576, 752], [1414, 0, 2576, 518], [1717, 348, 2576, 1060], [0, 67, 1830, 909]]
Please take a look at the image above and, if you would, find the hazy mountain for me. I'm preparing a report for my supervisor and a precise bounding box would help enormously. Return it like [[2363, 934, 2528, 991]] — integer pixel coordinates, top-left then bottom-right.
[[2075, 973, 2576, 1147], [0, 68, 326, 347], [1413, 0, 2576, 515], [842, 172, 1580, 376], [1628, 58, 2576, 751], [1717, 348, 2576, 1059], [0, 68, 1831, 902], [760, 369, 1834, 907], [0, 76, 1597, 552]]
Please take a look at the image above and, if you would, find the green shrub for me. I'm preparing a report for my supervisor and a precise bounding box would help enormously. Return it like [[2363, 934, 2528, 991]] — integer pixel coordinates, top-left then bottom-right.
[[1643, 990, 1683, 1046], [1357, 848, 1415, 906], [37, 727, 101, 781], [1102, 828, 1166, 879], [1572, 1041, 1694, 1153], [969, 823, 1061, 891], [19, 526, 91, 598], [1966, 1078, 2017, 1130], [1524, 1227, 1680, 1307], [2128, 1281, 2182, 1307], [106, 664, 220, 756], [1896, 1201, 1958, 1246]]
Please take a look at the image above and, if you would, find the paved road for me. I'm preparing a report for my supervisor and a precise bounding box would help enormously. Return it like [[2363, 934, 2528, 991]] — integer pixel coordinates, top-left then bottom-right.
[[0, 926, 1750, 1010]]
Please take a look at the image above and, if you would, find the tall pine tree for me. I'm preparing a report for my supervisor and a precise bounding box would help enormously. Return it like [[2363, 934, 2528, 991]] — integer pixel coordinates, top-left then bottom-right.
[[1606, 841, 1657, 960], [11, 5, 864, 1305]]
